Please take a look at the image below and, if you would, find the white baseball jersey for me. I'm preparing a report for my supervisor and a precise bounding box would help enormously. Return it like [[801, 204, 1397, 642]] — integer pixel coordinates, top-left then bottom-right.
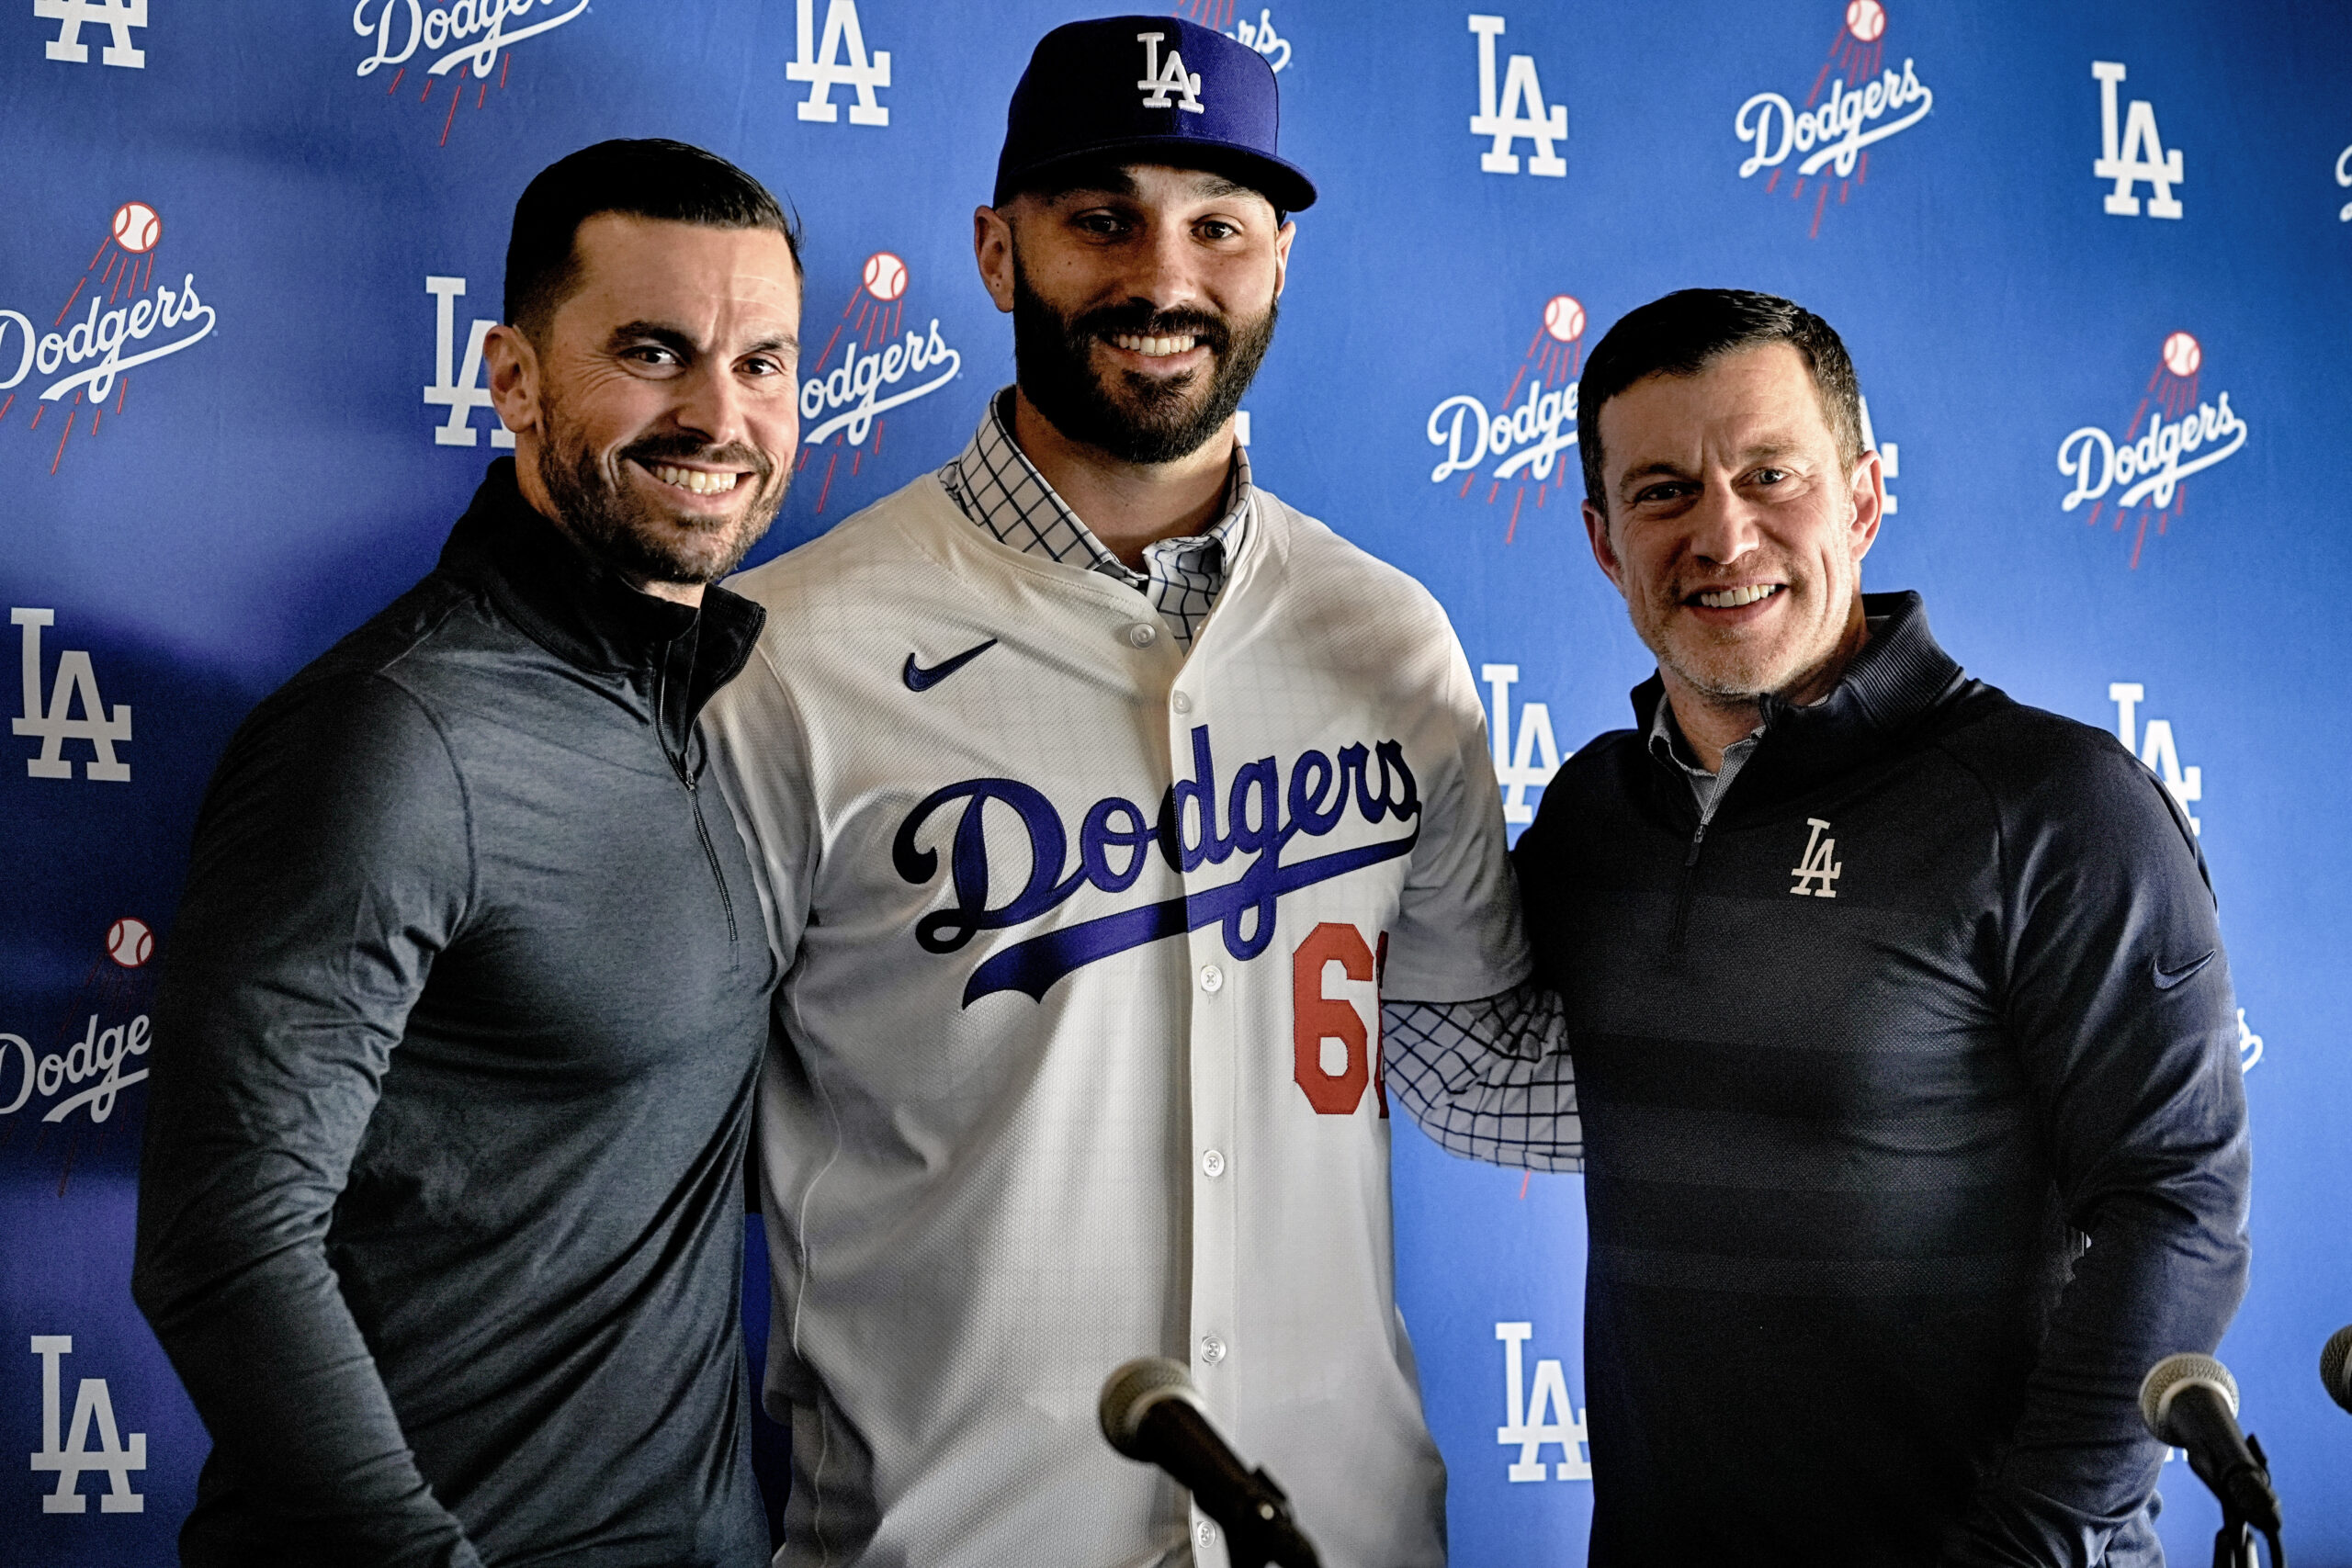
[[706, 469, 1529, 1568]]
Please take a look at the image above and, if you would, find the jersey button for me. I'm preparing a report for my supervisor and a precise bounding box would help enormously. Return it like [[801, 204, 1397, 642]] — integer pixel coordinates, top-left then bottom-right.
[[1195, 1519, 1219, 1550], [1125, 622, 1159, 649], [1170, 690, 1193, 714], [1200, 1335, 1227, 1366], [1198, 964, 1225, 993], [1201, 1148, 1227, 1179]]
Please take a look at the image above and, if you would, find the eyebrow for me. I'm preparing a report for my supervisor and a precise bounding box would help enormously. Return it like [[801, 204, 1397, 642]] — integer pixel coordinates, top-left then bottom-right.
[[1616, 441, 1808, 497], [607, 320, 800, 359]]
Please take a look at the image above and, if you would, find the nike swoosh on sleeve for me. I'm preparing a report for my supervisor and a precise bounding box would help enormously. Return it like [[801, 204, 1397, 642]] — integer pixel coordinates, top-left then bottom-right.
[[2152, 950, 2217, 989], [902, 638, 1000, 693]]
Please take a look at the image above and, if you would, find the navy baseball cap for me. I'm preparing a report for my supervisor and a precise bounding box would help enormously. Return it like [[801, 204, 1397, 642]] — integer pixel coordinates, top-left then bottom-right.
[[993, 16, 1316, 213]]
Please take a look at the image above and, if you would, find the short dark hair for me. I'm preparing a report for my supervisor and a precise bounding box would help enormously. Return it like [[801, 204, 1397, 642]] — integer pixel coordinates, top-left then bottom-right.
[[504, 139, 801, 343], [1577, 288, 1862, 515]]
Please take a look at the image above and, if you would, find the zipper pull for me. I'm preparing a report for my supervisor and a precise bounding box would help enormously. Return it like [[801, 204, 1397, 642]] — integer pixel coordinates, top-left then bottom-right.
[[1683, 820, 1708, 867]]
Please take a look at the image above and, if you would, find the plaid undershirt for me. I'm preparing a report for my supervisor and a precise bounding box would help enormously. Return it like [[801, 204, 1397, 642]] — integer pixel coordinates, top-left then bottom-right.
[[938, 388, 1251, 649], [936, 386, 1580, 1171]]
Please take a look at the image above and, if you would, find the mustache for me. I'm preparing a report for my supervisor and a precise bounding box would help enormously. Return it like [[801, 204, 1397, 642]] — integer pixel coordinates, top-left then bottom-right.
[[1075, 302, 1234, 357], [617, 434, 776, 486]]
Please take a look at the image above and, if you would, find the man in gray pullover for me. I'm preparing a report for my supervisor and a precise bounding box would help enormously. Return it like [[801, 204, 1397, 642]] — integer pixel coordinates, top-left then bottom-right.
[[132, 140, 803, 1567]]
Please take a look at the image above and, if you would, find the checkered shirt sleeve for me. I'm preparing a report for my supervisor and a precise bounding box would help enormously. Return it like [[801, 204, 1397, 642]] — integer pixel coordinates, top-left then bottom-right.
[[1384, 983, 1583, 1172], [939, 389, 1250, 650]]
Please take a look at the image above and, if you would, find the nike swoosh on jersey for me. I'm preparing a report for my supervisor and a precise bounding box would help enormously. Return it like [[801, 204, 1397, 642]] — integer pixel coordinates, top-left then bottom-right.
[[903, 638, 1000, 693], [2153, 949, 2216, 989]]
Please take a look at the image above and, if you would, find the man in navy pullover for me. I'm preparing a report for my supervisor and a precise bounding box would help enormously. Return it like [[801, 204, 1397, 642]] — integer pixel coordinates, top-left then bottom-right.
[[1512, 289, 2251, 1565]]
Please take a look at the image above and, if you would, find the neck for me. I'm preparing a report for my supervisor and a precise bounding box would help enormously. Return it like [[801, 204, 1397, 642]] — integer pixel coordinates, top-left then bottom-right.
[[1661, 605, 1871, 772], [513, 440, 707, 608], [1009, 388, 1235, 569]]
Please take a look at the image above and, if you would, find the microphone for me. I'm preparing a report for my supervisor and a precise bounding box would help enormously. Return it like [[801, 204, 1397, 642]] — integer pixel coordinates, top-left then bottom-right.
[[2138, 1353, 2282, 1534], [1098, 1357, 1322, 1568], [2321, 1325, 2352, 1416]]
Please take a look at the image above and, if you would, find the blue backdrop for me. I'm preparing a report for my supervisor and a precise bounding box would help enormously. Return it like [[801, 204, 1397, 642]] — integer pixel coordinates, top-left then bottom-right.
[[5, 2, 2347, 1562]]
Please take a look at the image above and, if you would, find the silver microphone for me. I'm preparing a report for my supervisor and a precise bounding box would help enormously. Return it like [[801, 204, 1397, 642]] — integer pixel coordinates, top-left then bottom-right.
[[2320, 1325, 2352, 1416], [1098, 1357, 1321, 1568]]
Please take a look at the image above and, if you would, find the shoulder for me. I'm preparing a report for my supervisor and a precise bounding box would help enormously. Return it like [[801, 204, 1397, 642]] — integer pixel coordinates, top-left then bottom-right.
[[1548, 727, 1645, 795], [213, 562, 529, 814], [1250, 486, 1450, 627], [237, 571, 485, 754], [726, 472, 957, 614], [1239, 489, 1467, 692], [1934, 687, 2169, 814], [1929, 686, 2204, 870], [220, 664, 462, 806], [1517, 728, 1644, 852]]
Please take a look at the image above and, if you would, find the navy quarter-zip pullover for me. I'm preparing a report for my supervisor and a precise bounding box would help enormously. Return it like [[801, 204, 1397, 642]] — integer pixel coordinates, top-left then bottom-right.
[[134, 460, 777, 1568], [1514, 592, 2250, 1568]]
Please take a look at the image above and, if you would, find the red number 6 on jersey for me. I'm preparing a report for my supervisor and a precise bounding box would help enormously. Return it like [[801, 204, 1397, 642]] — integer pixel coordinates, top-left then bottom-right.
[[1291, 922, 1388, 1117]]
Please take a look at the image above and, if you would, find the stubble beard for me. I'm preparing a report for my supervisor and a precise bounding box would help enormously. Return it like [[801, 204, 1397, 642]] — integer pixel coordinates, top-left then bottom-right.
[[1637, 572, 1852, 708], [1010, 256, 1276, 465], [534, 389, 786, 588]]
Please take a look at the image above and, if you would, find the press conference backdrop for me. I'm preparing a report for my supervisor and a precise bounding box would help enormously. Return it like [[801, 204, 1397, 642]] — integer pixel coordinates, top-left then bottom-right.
[[4, 0, 2346, 1562]]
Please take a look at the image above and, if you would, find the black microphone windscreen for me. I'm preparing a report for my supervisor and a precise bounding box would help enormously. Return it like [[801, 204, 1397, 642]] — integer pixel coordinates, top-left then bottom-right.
[[1100, 1356, 1197, 1459], [2138, 1351, 2238, 1446], [2323, 1325, 2352, 1415]]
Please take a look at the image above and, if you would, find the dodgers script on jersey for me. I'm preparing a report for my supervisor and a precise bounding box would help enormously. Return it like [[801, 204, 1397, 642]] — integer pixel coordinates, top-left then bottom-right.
[[707, 472, 1530, 1568]]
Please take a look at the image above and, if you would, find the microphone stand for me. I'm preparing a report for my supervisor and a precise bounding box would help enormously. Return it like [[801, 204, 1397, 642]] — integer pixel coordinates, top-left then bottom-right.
[[2208, 1434, 2286, 1568], [2212, 1512, 2256, 1568], [1213, 1462, 1321, 1568]]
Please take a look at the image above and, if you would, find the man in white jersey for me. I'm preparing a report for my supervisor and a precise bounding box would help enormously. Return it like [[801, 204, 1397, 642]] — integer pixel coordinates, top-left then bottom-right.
[[707, 17, 1577, 1567]]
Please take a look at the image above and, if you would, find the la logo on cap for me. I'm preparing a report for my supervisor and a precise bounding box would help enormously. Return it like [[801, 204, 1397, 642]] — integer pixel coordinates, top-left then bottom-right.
[[1136, 30, 1204, 114]]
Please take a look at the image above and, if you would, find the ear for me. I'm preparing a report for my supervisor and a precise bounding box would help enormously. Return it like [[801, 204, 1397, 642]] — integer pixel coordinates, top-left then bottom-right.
[[1272, 218, 1296, 301], [1583, 498, 1630, 598], [1847, 446, 1885, 566], [484, 323, 541, 446], [973, 205, 1016, 314]]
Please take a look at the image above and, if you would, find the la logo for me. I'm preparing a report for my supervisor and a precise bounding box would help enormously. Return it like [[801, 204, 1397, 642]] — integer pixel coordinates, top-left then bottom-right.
[[29, 1337, 147, 1513], [1468, 14, 1566, 177], [2091, 62, 2183, 219], [1136, 31, 1204, 115], [13, 609, 130, 782], [1789, 818, 1842, 898]]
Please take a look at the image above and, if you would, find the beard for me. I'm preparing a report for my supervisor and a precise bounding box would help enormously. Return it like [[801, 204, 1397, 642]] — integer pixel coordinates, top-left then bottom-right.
[[534, 391, 786, 588], [1632, 571, 1850, 705], [1010, 259, 1276, 465]]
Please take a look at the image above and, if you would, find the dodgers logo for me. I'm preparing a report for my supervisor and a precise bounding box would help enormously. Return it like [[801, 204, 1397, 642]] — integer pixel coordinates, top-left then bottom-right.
[[1426, 294, 1583, 541], [4, 916, 158, 1194], [1173, 2, 1292, 73], [2056, 332, 2246, 570], [895, 726, 1420, 1004], [1733, 1, 1934, 238], [0, 202, 215, 475], [352, 0, 588, 144], [797, 251, 962, 513]]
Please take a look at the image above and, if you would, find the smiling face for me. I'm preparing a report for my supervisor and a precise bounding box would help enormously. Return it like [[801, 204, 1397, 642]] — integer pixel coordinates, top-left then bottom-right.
[[487, 213, 802, 601], [1583, 342, 1883, 712], [976, 163, 1293, 464]]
